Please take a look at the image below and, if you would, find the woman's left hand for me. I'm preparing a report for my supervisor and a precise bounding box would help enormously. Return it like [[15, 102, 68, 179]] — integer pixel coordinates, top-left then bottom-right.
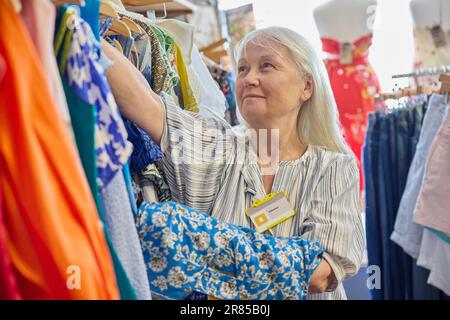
[[308, 259, 335, 294]]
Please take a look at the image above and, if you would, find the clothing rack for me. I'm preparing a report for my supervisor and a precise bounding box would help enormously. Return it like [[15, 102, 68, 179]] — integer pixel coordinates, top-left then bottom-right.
[[391, 65, 450, 79], [122, 0, 195, 17], [374, 66, 450, 101]]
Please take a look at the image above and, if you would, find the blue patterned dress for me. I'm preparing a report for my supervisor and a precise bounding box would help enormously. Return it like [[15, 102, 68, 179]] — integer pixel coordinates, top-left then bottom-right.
[[136, 201, 324, 300], [62, 13, 133, 189]]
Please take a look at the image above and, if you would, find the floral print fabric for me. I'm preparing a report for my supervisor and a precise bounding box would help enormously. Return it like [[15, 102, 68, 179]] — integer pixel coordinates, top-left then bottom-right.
[[136, 201, 323, 300], [413, 27, 450, 86], [322, 34, 381, 190]]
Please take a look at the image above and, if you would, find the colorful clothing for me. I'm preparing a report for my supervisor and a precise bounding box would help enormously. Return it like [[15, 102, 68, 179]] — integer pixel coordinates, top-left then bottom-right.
[[173, 42, 198, 112], [56, 7, 138, 300], [0, 183, 21, 300], [130, 18, 174, 94], [0, 1, 119, 299], [56, 8, 133, 189], [322, 34, 381, 190], [20, 0, 73, 139], [414, 96, 450, 236], [136, 201, 323, 300], [124, 120, 162, 175]]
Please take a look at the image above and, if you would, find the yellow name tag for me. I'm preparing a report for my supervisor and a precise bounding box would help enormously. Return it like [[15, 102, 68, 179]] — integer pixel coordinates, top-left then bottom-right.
[[246, 191, 297, 233]]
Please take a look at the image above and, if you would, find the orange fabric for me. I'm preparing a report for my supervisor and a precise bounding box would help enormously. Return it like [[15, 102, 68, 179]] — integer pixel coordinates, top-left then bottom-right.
[[0, 1, 119, 299]]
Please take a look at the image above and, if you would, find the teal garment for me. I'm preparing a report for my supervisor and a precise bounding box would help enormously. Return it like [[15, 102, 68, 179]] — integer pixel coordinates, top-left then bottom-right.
[[123, 164, 138, 217], [427, 228, 450, 245], [80, 0, 100, 41], [61, 79, 138, 300]]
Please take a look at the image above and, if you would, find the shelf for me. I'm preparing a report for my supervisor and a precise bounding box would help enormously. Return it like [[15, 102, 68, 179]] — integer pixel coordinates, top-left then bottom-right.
[[122, 0, 196, 16]]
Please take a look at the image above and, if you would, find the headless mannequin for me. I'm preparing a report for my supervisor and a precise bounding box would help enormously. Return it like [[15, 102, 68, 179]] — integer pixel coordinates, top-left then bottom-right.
[[410, 0, 450, 29], [410, 0, 450, 85], [313, 0, 377, 43]]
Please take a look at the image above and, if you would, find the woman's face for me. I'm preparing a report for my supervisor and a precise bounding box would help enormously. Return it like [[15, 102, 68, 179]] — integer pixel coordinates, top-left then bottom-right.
[[235, 38, 313, 128]]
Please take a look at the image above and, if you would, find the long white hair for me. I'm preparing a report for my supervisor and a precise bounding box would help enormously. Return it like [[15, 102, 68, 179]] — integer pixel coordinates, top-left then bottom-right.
[[234, 26, 352, 155]]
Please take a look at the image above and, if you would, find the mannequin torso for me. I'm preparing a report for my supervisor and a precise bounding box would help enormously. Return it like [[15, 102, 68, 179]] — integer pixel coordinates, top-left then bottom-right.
[[313, 0, 377, 43], [410, 0, 450, 81], [410, 0, 450, 29]]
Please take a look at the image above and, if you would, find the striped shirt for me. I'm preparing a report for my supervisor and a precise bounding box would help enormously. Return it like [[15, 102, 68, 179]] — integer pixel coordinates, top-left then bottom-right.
[[159, 93, 365, 300]]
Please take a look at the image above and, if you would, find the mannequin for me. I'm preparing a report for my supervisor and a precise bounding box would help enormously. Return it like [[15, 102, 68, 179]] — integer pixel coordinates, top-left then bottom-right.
[[410, 0, 450, 85], [313, 0, 381, 192], [313, 0, 377, 43], [410, 0, 450, 29]]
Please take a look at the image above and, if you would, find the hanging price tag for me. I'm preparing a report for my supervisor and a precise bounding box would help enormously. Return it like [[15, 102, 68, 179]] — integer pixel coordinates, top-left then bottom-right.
[[430, 25, 447, 48], [246, 191, 297, 233]]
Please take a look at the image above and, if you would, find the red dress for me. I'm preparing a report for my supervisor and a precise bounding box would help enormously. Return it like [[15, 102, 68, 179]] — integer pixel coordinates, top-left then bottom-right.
[[322, 34, 381, 190]]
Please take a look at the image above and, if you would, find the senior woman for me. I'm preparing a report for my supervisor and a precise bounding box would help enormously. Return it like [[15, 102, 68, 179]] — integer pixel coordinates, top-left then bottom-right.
[[102, 26, 364, 300]]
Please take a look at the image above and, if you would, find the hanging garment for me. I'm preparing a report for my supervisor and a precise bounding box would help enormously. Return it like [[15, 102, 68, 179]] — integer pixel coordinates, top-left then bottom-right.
[[414, 97, 450, 235], [0, 52, 5, 81], [100, 15, 174, 207], [191, 45, 227, 119], [156, 19, 217, 118], [173, 42, 199, 113], [362, 99, 449, 300], [322, 34, 381, 190], [123, 164, 139, 216], [0, 183, 21, 300], [218, 71, 239, 126], [20, 0, 73, 140], [98, 18, 163, 176], [136, 201, 323, 300], [0, 1, 119, 299], [413, 27, 450, 86], [60, 80, 139, 301], [391, 94, 449, 259], [151, 25, 180, 92], [130, 18, 175, 94], [101, 171, 151, 300], [416, 229, 450, 296], [158, 92, 364, 300], [147, 163, 172, 202], [55, 8, 133, 190], [56, 7, 144, 300], [80, 0, 100, 41], [124, 119, 162, 175]]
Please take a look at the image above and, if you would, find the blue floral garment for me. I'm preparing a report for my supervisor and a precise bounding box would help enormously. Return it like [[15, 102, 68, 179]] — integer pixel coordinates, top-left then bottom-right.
[[62, 14, 133, 189], [124, 120, 162, 175], [136, 201, 324, 300]]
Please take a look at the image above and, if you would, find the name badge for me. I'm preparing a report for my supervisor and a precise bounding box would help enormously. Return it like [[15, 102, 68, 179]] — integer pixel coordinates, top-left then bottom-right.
[[246, 191, 297, 233]]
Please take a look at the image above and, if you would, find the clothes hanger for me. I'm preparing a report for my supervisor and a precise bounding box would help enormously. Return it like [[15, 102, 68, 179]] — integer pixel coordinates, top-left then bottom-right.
[[100, 1, 132, 38], [121, 16, 143, 34], [108, 19, 132, 38], [112, 39, 124, 54], [439, 73, 450, 94], [122, 0, 173, 6], [100, 1, 120, 19]]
